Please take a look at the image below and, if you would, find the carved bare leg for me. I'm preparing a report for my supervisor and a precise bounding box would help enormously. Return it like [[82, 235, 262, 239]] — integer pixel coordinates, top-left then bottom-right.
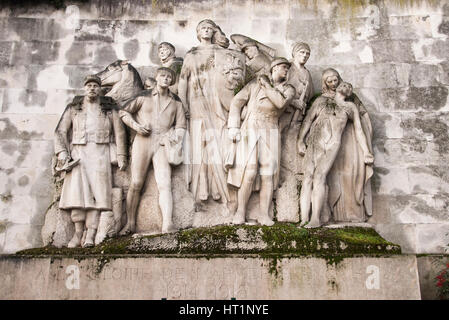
[[68, 209, 85, 248], [307, 173, 326, 228], [154, 150, 176, 234], [299, 175, 313, 227], [119, 187, 140, 235], [258, 175, 274, 226]]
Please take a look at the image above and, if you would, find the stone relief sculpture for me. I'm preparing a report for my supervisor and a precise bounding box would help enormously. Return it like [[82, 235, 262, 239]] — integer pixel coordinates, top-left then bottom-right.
[[158, 42, 184, 94], [178, 19, 245, 206], [297, 71, 374, 228], [286, 42, 314, 127], [118, 67, 186, 235], [230, 34, 275, 79], [54, 75, 128, 247], [45, 21, 377, 248], [326, 74, 374, 224], [227, 58, 295, 226], [96, 60, 144, 107]]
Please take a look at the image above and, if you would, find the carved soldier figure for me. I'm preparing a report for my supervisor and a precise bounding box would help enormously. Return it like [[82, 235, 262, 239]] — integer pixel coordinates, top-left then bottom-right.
[[119, 67, 186, 235], [297, 78, 374, 228], [287, 42, 314, 126], [231, 34, 275, 79], [158, 42, 183, 94], [227, 58, 295, 226], [54, 75, 127, 247]]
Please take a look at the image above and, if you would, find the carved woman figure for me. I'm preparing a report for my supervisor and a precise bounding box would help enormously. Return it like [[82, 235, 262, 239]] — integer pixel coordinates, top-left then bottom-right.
[[178, 19, 241, 204], [325, 70, 374, 223], [297, 71, 373, 228]]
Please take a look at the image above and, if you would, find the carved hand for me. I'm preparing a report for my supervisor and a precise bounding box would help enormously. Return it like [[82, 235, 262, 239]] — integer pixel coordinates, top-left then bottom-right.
[[364, 153, 374, 164], [57, 151, 69, 167], [297, 141, 306, 156], [135, 124, 151, 136], [117, 155, 128, 171], [228, 127, 241, 142], [292, 98, 306, 111], [258, 74, 271, 89]]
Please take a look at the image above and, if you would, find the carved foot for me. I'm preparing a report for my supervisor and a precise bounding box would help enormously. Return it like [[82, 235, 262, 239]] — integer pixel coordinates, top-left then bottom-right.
[[119, 223, 135, 236], [258, 217, 274, 227], [82, 229, 96, 248], [212, 193, 221, 201], [304, 220, 321, 228], [162, 224, 177, 234], [232, 212, 245, 225], [67, 232, 82, 248]]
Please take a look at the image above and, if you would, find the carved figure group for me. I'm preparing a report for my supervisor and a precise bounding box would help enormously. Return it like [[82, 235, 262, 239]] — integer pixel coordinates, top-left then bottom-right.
[[53, 19, 375, 247]]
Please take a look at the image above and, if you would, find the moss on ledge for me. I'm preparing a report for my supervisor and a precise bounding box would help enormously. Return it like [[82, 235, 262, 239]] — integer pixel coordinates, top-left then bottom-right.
[[17, 223, 400, 259]]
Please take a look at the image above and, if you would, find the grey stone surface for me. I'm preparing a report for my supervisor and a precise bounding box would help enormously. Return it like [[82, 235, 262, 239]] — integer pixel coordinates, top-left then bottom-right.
[[0, 0, 447, 253], [417, 255, 449, 300], [0, 255, 421, 299]]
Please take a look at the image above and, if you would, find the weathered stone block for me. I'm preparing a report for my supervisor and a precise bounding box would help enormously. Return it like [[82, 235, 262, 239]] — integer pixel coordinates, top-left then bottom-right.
[[374, 223, 417, 253], [3, 223, 43, 253], [10, 40, 61, 66], [0, 17, 68, 41], [378, 87, 449, 112], [0, 114, 59, 141], [415, 223, 449, 253], [0, 255, 421, 299], [370, 39, 416, 63], [418, 255, 449, 300]]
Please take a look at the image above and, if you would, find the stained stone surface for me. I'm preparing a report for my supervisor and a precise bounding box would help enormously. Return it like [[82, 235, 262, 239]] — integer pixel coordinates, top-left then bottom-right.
[[0, 255, 421, 299], [0, 0, 448, 253]]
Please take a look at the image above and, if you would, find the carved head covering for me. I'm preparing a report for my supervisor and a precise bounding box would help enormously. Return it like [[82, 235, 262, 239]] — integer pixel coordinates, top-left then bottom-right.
[[83, 74, 101, 86], [158, 42, 176, 54], [321, 68, 342, 97], [196, 19, 230, 48], [291, 42, 311, 57], [156, 67, 177, 86], [241, 39, 258, 51], [270, 57, 291, 72]]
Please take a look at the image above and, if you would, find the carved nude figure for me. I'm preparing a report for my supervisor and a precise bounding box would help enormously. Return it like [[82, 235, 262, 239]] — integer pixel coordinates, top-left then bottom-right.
[[54, 75, 128, 247], [297, 78, 374, 228], [119, 67, 186, 235], [227, 58, 295, 226]]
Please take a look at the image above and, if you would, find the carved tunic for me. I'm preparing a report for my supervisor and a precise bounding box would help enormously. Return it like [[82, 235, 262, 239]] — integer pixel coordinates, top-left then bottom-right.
[[119, 90, 187, 152], [54, 97, 127, 210], [227, 79, 295, 190]]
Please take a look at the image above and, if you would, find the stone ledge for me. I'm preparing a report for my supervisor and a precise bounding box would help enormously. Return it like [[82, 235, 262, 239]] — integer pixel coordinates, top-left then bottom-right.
[[0, 254, 420, 299], [17, 223, 401, 262]]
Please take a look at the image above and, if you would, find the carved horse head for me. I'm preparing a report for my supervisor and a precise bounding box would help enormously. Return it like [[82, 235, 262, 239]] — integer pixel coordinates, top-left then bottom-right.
[[95, 60, 144, 108]]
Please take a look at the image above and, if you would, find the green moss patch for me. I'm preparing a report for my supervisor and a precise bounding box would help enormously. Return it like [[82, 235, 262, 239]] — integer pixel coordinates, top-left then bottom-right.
[[17, 223, 400, 258]]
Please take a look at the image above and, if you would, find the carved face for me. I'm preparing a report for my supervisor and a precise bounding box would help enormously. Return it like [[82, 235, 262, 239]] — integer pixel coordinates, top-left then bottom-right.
[[325, 75, 340, 92], [198, 22, 215, 40], [144, 77, 157, 90], [293, 48, 310, 65], [156, 70, 173, 88], [336, 82, 353, 97], [84, 82, 101, 99], [158, 45, 174, 61], [243, 45, 259, 60], [271, 63, 290, 82]]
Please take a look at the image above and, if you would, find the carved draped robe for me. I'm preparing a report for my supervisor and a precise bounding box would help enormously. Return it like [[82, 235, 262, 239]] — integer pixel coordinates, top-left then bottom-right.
[[327, 94, 374, 222], [180, 44, 232, 203]]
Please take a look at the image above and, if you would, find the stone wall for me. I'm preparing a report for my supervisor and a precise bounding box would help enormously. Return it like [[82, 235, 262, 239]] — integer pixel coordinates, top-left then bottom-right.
[[0, 0, 448, 253]]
